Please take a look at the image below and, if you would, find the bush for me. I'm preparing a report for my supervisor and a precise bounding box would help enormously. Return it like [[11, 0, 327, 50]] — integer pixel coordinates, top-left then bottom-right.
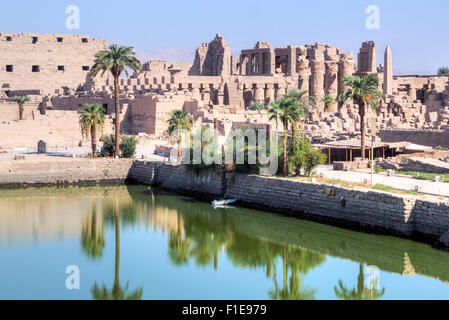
[[435, 145, 444, 150], [288, 137, 326, 176], [99, 134, 115, 157], [186, 126, 224, 175], [120, 136, 137, 158], [374, 164, 384, 173], [99, 134, 137, 158]]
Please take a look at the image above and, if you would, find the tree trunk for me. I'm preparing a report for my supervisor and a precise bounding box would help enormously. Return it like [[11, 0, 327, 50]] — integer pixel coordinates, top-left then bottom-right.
[[359, 102, 366, 160], [114, 200, 120, 290], [283, 246, 288, 297], [91, 125, 97, 158], [19, 105, 24, 120], [114, 75, 120, 158], [283, 119, 288, 177], [177, 135, 182, 163]]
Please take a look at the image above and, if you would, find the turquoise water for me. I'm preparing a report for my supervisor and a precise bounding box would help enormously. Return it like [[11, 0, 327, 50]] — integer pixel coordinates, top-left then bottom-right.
[[1, 185, 449, 300]]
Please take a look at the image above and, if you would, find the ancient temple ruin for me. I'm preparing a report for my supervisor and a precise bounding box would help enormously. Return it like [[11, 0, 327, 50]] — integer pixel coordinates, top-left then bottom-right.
[[1, 32, 449, 149]]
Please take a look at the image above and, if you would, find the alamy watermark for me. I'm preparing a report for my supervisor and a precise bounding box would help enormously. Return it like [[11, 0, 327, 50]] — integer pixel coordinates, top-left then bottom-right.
[[365, 5, 380, 30], [66, 5, 80, 30], [169, 126, 279, 176], [65, 265, 80, 290]]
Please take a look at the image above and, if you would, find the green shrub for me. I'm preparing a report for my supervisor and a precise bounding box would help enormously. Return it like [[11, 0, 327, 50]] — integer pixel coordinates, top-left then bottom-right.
[[186, 126, 224, 175], [288, 137, 327, 176], [374, 164, 384, 173], [435, 145, 444, 150], [120, 136, 137, 158], [99, 134, 115, 157], [99, 134, 137, 158]]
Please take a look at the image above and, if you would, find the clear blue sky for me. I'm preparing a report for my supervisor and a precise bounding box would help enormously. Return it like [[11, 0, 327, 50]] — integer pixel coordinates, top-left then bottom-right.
[[1, 0, 448, 75]]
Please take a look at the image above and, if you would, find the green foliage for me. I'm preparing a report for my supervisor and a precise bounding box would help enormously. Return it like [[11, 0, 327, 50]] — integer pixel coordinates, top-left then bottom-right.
[[79, 104, 106, 140], [247, 101, 267, 114], [186, 125, 224, 175], [435, 145, 444, 150], [99, 134, 137, 158], [13, 95, 31, 106], [99, 135, 115, 157], [395, 170, 449, 182], [321, 95, 335, 112], [269, 88, 315, 176], [120, 136, 137, 158], [374, 164, 384, 174], [167, 109, 193, 138], [438, 66, 449, 76], [288, 137, 326, 176], [372, 184, 421, 195], [338, 74, 385, 113], [91, 44, 142, 78]]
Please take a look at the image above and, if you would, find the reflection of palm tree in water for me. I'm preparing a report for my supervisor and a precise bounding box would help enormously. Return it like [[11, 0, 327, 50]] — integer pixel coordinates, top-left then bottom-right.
[[168, 213, 191, 265], [81, 200, 105, 259], [334, 263, 385, 300], [269, 245, 319, 300], [91, 199, 143, 300], [168, 211, 229, 271]]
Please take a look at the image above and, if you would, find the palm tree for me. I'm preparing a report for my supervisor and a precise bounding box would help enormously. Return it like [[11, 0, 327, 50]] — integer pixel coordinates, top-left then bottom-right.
[[286, 89, 315, 140], [334, 263, 385, 300], [321, 95, 335, 112], [438, 66, 449, 76], [269, 97, 293, 176], [91, 199, 143, 300], [90, 44, 142, 157], [13, 95, 31, 120], [338, 74, 385, 160], [167, 109, 193, 162], [269, 88, 314, 176], [79, 104, 106, 158], [268, 103, 281, 132], [81, 200, 105, 259], [248, 101, 267, 114]]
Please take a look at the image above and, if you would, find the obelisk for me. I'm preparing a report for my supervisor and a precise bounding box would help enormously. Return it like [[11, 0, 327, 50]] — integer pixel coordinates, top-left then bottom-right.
[[384, 45, 393, 95]]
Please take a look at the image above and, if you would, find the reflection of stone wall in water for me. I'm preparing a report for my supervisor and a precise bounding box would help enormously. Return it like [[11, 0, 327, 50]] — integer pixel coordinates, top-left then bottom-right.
[[0, 186, 131, 243]]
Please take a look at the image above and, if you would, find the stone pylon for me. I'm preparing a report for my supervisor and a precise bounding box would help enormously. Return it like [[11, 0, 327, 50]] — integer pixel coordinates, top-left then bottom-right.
[[384, 45, 393, 96]]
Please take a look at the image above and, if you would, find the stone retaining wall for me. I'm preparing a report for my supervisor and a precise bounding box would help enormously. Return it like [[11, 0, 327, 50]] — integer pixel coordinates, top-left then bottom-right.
[[129, 160, 449, 247], [0, 158, 134, 187], [129, 161, 224, 196]]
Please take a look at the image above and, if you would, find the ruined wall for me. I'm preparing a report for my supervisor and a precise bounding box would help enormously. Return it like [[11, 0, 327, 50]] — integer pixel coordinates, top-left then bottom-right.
[[0, 104, 114, 149], [379, 129, 449, 148], [0, 33, 106, 94], [189, 34, 231, 76]]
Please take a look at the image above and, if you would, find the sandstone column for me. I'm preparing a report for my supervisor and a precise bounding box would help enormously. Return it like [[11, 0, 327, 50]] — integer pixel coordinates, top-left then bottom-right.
[[269, 48, 276, 75], [297, 51, 311, 94], [266, 84, 275, 104], [338, 52, 355, 94], [310, 49, 325, 110], [287, 46, 296, 76], [254, 84, 265, 102], [325, 60, 339, 99], [384, 45, 393, 96]]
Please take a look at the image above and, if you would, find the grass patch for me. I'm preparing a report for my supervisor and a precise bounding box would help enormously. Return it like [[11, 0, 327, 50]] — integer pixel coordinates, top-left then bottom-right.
[[373, 184, 421, 195], [395, 170, 449, 182]]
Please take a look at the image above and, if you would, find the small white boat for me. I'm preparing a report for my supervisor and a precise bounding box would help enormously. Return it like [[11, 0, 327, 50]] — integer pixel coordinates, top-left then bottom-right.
[[212, 199, 237, 207]]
